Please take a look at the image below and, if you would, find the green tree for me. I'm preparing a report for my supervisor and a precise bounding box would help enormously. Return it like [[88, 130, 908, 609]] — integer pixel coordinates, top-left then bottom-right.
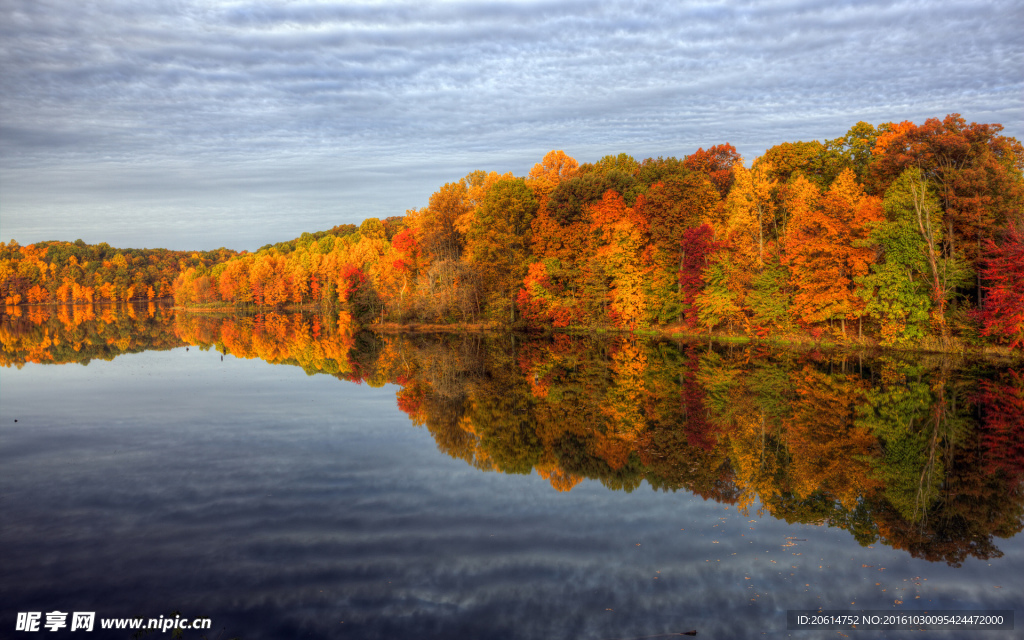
[[857, 213, 933, 346], [468, 178, 539, 323]]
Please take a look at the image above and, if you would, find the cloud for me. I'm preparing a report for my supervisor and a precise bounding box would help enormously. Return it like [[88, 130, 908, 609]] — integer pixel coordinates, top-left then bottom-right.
[[1, 0, 1021, 249]]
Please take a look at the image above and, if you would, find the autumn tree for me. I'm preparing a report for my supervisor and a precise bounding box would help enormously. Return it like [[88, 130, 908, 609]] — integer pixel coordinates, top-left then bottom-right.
[[858, 170, 943, 345], [547, 157, 637, 225], [823, 121, 880, 185], [683, 143, 740, 198], [874, 168, 970, 339], [467, 178, 539, 323], [525, 150, 579, 212], [870, 114, 1024, 278], [584, 191, 649, 328], [516, 259, 583, 328], [677, 224, 722, 328], [724, 160, 778, 267], [979, 226, 1024, 348], [696, 250, 743, 334], [762, 140, 832, 189], [783, 170, 881, 336], [420, 182, 470, 262], [635, 174, 721, 324]]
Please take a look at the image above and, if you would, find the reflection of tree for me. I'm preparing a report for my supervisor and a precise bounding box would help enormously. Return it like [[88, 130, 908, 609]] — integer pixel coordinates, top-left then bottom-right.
[[10, 307, 1023, 566], [873, 430, 1020, 566], [173, 311, 358, 379], [785, 364, 878, 511], [390, 334, 1022, 565], [855, 358, 976, 527], [978, 371, 1024, 488], [0, 303, 181, 367], [876, 370, 1024, 566], [470, 380, 542, 475]]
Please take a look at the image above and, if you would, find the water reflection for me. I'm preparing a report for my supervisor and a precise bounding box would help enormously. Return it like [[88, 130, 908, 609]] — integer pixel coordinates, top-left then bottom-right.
[[0, 302, 181, 367], [4, 306, 1021, 568]]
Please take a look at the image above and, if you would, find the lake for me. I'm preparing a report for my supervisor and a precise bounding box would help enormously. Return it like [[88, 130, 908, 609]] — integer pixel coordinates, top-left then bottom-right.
[[1, 305, 1021, 639]]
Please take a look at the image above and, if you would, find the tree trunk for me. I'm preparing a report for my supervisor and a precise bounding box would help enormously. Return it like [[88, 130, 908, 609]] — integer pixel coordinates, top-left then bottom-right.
[[757, 204, 764, 268], [678, 250, 685, 324], [910, 177, 948, 336]]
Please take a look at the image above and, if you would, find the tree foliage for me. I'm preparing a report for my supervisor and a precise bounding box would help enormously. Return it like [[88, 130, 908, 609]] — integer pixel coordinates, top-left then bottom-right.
[[5, 116, 1024, 351]]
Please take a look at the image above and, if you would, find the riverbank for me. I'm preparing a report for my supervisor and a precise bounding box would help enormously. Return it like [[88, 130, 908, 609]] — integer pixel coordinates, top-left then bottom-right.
[[120, 304, 1023, 362]]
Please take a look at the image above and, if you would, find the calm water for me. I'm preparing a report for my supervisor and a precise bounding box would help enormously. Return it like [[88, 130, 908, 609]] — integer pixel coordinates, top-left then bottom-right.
[[1, 306, 1021, 639]]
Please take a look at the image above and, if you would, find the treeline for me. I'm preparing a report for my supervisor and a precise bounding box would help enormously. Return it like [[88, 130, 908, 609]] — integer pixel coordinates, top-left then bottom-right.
[[5, 114, 1023, 350], [171, 114, 1024, 349], [0, 239, 238, 306]]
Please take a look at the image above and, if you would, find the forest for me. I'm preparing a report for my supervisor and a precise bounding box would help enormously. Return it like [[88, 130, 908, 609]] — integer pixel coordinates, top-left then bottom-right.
[[0, 240, 237, 306], [2, 114, 1023, 351]]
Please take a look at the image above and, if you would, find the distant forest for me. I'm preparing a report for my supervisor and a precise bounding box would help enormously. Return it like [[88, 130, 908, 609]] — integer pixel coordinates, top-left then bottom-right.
[[2, 114, 1023, 350]]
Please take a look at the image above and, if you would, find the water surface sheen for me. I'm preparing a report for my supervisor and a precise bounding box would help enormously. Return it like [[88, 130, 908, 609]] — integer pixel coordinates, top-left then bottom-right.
[[1, 307, 1021, 639]]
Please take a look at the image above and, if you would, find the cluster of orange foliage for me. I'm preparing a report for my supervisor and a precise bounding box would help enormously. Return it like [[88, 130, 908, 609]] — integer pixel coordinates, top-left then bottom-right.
[[0, 240, 237, 307]]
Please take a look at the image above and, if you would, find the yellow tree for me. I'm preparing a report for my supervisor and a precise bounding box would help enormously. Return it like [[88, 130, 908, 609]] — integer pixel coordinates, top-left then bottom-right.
[[459, 170, 514, 236], [420, 182, 470, 262], [724, 160, 778, 267], [526, 150, 579, 212], [587, 191, 649, 328]]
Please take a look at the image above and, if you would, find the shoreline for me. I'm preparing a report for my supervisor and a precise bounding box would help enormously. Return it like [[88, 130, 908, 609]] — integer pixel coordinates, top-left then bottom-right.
[[6, 301, 1019, 361]]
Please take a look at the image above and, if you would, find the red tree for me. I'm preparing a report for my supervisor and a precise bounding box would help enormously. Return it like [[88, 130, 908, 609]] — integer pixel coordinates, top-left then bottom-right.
[[980, 227, 1024, 348], [678, 224, 723, 328], [684, 143, 741, 198]]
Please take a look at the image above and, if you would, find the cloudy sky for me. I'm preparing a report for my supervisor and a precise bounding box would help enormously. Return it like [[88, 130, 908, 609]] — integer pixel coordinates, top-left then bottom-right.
[[1, 0, 1021, 251]]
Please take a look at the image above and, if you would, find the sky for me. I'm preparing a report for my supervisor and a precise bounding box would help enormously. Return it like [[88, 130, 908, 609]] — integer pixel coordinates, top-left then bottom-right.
[[1, 0, 1021, 252]]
